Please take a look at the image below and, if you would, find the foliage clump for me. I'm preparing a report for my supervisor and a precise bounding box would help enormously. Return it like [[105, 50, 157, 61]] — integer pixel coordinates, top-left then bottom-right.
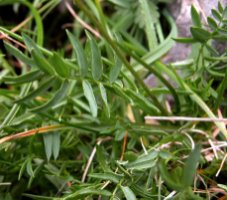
[[0, 0, 226, 199]]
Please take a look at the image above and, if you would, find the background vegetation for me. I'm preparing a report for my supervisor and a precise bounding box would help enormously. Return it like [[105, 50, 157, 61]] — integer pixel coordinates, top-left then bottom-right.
[[0, 0, 226, 199]]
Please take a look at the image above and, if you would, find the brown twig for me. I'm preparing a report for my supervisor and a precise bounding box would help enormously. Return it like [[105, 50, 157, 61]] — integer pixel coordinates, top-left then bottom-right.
[[0, 31, 27, 49], [120, 131, 128, 161], [81, 137, 112, 183], [0, 125, 64, 144], [65, 1, 101, 38], [216, 153, 227, 177], [11, 16, 32, 33], [145, 116, 227, 122]]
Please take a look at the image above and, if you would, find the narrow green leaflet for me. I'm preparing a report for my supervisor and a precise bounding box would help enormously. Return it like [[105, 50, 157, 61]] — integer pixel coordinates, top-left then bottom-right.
[[30, 79, 69, 112], [43, 132, 60, 161], [88, 33, 103, 80], [26, 158, 34, 178], [71, 98, 90, 113], [109, 55, 122, 83], [88, 172, 123, 183], [126, 151, 158, 170], [113, 85, 132, 102], [15, 77, 56, 103], [205, 56, 227, 62], [3, 70, 44, 84], [22, 33, 55, 75], [31, 49, 55, 75], [120, 186, 137, 200], [98, 83, 110, 118], [98, 84, 107, 106], [191, 5, 202, 27], [173, 37, 197, 44], [52, 132, 60, 160], [130, 184, 155, 199], [66, 30, 88, 76], [213, 35, 227, 41], [22, 33, 42, 55], [49, 53, 70, 78], [218, 1, 224, 13], [181, 145, 201, 188], [82, 80, 98, 117], [190, 27, 211, 43], [4, 42, 35, 66], [126, 89, 160, 114], [223, 7, 227, 18], [211, 9, 222, 21], [64, 188, 111, 199], [18, 160, 27, 181], [43, 133, 53, 161], [207, 17, 218, 30]]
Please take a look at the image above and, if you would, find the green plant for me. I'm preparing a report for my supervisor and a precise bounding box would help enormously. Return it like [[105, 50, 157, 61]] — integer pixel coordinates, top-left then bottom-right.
[[0, 0, 226, 199]]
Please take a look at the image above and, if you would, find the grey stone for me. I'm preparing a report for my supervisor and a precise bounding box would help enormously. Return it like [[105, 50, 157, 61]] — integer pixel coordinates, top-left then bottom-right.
[[163, 0, 227, 62]]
